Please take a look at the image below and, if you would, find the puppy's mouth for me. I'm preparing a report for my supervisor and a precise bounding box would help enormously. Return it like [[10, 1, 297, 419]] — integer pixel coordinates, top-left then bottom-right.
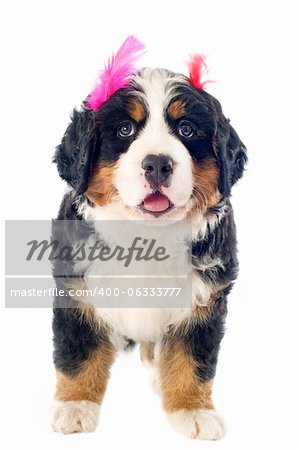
[[139, 192, 174, 216]]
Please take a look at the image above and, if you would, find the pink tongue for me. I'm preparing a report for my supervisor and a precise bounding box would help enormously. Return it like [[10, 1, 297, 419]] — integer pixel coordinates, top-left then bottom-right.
[[143, 192, 170, 212]]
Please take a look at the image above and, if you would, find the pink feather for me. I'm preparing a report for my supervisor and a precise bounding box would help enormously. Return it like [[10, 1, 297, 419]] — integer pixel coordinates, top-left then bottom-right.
[[87, 36, 146, 111], [187, 54, 211, 90]]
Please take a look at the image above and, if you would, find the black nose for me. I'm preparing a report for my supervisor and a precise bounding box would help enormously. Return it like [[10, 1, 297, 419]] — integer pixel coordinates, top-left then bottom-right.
[[141, 154, 173, 189]]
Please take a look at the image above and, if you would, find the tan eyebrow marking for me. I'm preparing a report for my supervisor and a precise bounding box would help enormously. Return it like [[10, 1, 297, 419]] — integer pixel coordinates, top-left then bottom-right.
[[127, 98, 146, 122], [168, 99, 186, 119]]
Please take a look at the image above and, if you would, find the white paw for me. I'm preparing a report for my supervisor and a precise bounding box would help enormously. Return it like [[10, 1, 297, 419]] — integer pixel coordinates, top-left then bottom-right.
[[167, 408, 226, 440], [51, 400, 99, 434]]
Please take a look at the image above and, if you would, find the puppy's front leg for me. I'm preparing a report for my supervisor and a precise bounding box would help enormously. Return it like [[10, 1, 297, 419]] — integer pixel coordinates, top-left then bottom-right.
[[159, 305, 226, 440], [51, 308, 115, 434]]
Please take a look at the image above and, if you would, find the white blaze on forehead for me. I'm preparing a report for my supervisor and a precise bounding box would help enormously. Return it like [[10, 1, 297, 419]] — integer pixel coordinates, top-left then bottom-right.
[[114, 68, 194, 209], [132, 68, 188, 129]]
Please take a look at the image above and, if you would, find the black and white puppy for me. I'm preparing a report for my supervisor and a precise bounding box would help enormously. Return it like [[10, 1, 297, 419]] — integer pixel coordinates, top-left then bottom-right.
[[51, 66, 247, 439]]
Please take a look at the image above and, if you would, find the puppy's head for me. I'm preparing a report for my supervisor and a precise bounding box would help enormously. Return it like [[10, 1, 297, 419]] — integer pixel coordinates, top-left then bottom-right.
[[54, 68, 247, 221]]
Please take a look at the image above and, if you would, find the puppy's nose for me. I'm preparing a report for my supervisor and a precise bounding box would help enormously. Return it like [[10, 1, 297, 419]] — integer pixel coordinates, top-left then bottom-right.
[[141, 154, 173, 189]]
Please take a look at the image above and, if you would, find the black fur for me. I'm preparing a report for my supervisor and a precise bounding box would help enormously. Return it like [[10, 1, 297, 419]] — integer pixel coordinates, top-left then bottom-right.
[[186, 293, 228, 380], [54, 90, 148, 195], [53, 109, 97, 195], [95, 89, 148, 166], [192, 202, 239, 286], [166, 83, 247, 197], [52, 306, 101, 375], [215, 114, 247, 197], [52, 191, 98, 374]]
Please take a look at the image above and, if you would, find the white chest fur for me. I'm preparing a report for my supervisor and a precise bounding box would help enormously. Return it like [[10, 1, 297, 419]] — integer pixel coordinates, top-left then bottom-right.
[[94, 267, 215, 343], [96, 307, 190, 343], [78, 202, 222, 343]]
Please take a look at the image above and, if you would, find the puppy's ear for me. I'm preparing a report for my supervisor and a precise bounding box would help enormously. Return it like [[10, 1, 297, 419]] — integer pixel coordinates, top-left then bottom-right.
[[54, 108, 98, 195], [215, 116, 247, 197]]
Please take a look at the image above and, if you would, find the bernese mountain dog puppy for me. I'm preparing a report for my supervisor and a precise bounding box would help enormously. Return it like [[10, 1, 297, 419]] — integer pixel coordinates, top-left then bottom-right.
[[51, 41, 247, 439]]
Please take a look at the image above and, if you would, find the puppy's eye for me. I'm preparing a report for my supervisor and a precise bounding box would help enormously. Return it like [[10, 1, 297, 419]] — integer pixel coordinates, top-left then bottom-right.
[[118, 121, 135, 138], [178, 121, 195, 138]]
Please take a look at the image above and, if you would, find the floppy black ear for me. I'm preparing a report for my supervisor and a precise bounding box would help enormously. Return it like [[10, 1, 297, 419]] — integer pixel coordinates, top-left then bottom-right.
[[215, 117, 247, 197], [53, 108, 97, 195]]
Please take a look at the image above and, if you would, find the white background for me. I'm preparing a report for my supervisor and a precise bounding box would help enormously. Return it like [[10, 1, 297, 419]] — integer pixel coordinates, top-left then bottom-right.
[[1, 0, 299, 449]]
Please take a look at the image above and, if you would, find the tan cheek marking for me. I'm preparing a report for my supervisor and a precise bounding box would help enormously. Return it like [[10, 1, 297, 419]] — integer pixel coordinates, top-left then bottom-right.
[[128, 98, 146, 122], [55, 342, 115, 404], [168, 99, 186, 119], [191, 159, 221, 213], [86, 164, 117, 206], [159, 343, 214, 412]]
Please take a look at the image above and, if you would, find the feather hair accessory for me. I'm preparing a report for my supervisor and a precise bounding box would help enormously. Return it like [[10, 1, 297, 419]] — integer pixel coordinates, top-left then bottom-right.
[[86, 35, 146, 111], [187, 54, 211, 90]]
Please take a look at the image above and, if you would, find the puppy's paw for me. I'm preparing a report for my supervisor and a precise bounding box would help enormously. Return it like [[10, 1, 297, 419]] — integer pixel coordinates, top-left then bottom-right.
[[51, 400, 99, 434], [167, 408, 226, 440]]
